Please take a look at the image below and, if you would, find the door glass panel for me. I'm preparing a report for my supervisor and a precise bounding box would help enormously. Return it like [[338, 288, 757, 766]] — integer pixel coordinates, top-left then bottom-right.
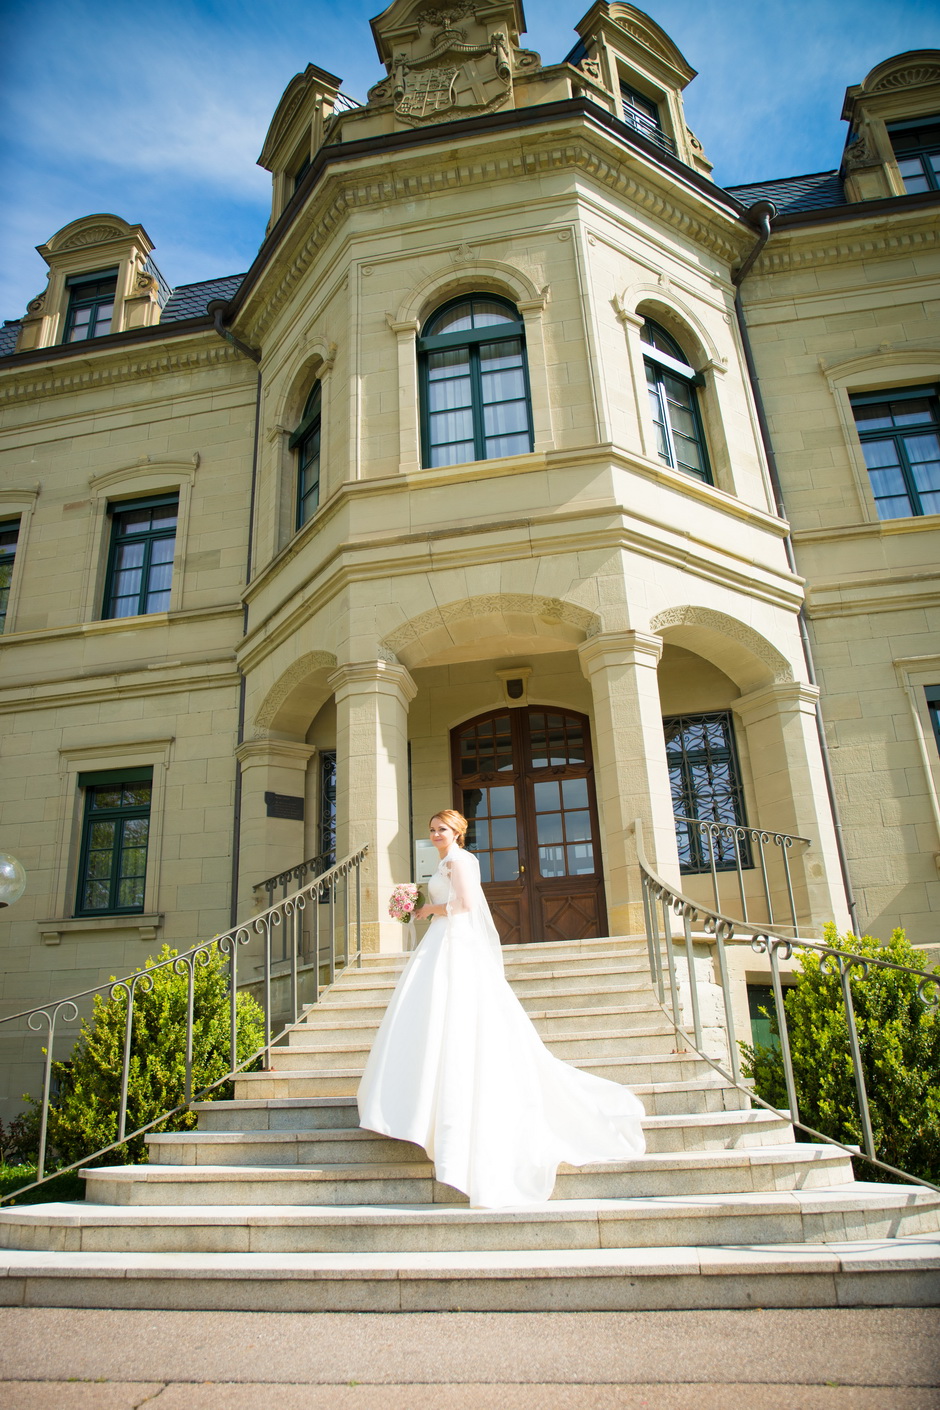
[[567, 842, 595, 874], [462, 784, 519, 886], [538, 846, 565, 878], [561, 777, 588, 809], [536, 812, 563, 845], [491, 815, 518, 849], [533, 780, 560, 811], [565, 809, 592, 842]]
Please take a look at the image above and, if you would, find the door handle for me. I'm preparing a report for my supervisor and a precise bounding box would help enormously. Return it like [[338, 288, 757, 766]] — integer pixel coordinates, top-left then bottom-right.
[[519, 862, 525, 875]]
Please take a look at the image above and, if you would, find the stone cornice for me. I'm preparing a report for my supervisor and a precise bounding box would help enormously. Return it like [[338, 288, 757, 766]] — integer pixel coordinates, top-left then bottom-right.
[[237, 125, 747, 346], [750, 210, 940, 278], [0, 336, 245, 407]]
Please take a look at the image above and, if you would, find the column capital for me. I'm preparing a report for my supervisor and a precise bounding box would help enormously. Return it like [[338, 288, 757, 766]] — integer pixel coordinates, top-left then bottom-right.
[[235, 738, 316, 769], [578, 629, 664, 676], [733, 679, 820, 724], [329, 659, 418, 705]]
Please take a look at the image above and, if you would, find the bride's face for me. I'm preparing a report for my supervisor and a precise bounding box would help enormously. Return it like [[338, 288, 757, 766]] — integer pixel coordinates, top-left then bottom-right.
[[429, 817, 458, 852]]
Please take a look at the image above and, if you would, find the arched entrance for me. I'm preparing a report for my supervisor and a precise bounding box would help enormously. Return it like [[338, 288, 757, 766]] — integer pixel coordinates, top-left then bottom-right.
[[451, 707, 607, 945]]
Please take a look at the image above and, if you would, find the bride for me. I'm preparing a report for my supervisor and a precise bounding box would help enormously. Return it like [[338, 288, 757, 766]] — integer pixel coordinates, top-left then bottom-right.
[[357, 810, 647, 1207]]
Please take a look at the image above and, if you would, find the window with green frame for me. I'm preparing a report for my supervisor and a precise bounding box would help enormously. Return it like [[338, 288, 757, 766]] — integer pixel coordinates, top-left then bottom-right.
[[289, 381, 322, 528], [418, 296, 533, 468], [888, 118, 940, 194], [0, 518, 19, 633], [641, 318, 712, 484], [103, 496, 178, 619], [64, 269, 117, 343], [850, 387, 940, 519], [76, 768, 152, 915]]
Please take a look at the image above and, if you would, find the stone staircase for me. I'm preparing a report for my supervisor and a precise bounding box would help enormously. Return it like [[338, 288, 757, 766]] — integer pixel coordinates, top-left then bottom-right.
[[1, 935, 938, 1311]]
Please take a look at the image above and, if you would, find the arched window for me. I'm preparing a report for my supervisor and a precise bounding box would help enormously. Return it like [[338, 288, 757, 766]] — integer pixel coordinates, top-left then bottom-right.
[[289, 381, 322, 527], [641, 318, 711, 484], [418, 296, 533, 468]]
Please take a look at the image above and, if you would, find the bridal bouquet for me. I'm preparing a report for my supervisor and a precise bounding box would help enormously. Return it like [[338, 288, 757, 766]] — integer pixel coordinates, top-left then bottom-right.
[[389, 883, 424, 923]]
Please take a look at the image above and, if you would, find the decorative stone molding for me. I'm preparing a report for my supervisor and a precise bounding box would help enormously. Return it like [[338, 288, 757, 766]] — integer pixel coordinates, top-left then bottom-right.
[[749, 222, 940, 278], [0, 341, 241, 406], [870, 63, 940, 91], [650, 605, 794, 684], [253, 650, 339, 730], [382, 593, 601, 658], [328, 659, 418, 704]]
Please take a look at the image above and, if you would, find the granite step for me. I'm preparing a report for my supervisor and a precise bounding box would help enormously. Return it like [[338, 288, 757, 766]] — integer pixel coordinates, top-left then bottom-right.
[[78, 1144, 856, 1207], [3, 1185, 938, 1258], [143, 1110, 791, 1167], [287, 1001, 670, 1045]]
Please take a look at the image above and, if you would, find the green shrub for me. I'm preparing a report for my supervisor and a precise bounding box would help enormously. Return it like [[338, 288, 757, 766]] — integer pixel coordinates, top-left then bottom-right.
[[0, 1163, 85, 1204], [29, 944, 265, 1167], [741, 925, 940, 1184]]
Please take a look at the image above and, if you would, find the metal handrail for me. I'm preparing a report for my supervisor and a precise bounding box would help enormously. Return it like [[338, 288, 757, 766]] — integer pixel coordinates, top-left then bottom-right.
[[254, 851, 335, 908], [0, 845, 368, 1204], [673, 815, 810, 933], [635, 820, 940, 1195]]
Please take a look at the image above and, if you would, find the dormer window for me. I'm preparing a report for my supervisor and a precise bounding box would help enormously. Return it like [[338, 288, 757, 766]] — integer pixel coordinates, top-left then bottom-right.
[[620, 83, 674, 156], [888, 118, 940, 194], [64, 269, 118, 342]]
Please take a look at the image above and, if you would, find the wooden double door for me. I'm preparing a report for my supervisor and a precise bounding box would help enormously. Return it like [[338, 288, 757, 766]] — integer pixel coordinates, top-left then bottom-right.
[[451, 707, 607, 945]]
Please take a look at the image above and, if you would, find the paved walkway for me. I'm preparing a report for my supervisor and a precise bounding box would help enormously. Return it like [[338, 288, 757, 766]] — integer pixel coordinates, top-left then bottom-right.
[[0, 1307, 937, 1408]]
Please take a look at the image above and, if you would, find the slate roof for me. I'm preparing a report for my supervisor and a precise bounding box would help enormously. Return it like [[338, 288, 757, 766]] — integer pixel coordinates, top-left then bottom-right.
[[725, 170, 847, 216], [160, 274, 246, 323], [0, 322, 21, 357]]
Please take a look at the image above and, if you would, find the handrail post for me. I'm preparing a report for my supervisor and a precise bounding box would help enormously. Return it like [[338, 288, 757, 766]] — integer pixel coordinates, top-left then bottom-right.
[[780, 837, 799, 934], [262, 916, 272, 1068], [682, 907, 704, 1050], [755, 831, 772, 926], [356, 858, 362, 967], [840, 957, 877, 1161], [712, 925, 741, 1084], [769, 939, 800, 1127], [289, 902, 300, 1027]]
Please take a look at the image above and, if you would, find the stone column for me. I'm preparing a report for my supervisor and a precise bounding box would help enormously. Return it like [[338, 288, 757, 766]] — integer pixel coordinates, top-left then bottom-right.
[[579, 630, 680, 936], [235, 738, 315, 916], [330, 659, 417, 953], [386, 317, 421, 474], [734, 681, 851, 932]]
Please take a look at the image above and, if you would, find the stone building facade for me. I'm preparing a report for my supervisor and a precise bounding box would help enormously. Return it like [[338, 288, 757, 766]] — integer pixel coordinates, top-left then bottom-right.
[[0, 1, 937, 1116]]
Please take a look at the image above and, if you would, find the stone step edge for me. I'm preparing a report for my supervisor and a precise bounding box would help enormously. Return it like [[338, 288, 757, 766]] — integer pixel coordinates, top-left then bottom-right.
[[4, 1184, 938, 1228], [2, 1234, 937, 1279], [148, 1111, 789, 1144], [82, 1145, 850, 1184]]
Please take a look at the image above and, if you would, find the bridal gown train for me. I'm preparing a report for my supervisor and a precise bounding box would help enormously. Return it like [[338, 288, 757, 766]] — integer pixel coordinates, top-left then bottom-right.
[[357, 845, 646, 1208]]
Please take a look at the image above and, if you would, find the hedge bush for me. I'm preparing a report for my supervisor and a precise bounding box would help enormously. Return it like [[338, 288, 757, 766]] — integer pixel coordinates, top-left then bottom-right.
[[741, 925, 940, 1184]]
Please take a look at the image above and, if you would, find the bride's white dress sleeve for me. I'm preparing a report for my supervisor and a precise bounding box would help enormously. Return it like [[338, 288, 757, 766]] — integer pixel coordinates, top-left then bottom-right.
[[357, 845, 646, 1207]]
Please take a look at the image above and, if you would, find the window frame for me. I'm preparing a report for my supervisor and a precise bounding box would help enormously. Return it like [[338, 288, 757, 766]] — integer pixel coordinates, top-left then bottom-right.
[[663, 709, 750, 874], [417, 295, 535, 469], [63, 267, 118, 343], [75, 766, 153, 917], [927, 686, 940, 756], [888, 118, 940, 194], [642, 318, 712, 485], [620, 81, 675, 156], [0, 518, 19, 633], [102, 494, 179, 620], [289, 381, 322, 528], [849, 385, 940, 520]]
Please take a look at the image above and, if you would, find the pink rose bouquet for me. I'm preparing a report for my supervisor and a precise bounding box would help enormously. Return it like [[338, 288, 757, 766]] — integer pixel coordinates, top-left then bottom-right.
[[389, 883, 424, 923]]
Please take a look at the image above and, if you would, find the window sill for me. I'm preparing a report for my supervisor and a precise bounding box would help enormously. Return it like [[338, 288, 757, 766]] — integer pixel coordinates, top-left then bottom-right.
[[37, 914, 163, 946]]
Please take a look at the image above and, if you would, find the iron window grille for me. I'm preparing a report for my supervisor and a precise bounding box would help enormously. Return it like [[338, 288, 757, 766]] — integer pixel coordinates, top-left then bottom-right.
[[620, 82, 675, 156], [289, 381, 322, 528], [76, 767, 152, 916], [103, 496, 178, 619], [663, 710, 750, 872], [850, 387, 940, 519], [64, 269, 118, 343], [888, 118, 940, 194], [418, 296, 534, 468], [319, 750, 337, 869], [642, 318, 711, 483], [0, 519, 19, 632]]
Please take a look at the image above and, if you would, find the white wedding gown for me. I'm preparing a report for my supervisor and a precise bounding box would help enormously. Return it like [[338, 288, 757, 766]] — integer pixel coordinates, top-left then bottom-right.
[[357, 845, 646, 1207]]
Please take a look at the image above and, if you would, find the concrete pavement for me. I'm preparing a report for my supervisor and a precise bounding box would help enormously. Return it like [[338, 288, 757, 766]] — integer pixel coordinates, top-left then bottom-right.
[[0, 1306, 938, 1408]]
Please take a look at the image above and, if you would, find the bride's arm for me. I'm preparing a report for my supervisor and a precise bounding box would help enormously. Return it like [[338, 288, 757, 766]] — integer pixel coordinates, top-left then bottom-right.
[[445, 849, 480, 916]]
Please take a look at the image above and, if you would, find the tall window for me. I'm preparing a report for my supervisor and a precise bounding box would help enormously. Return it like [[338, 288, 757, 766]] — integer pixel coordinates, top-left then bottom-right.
[[850, 387, 940, 519], [318, 750, 337, 868], [104, 496, 178, 618], [664, 711, 749, 872], [76, 769, 152, 915], [64, 269, 117, 342], [642, 318, 711, 484], [0, 519, 19, 633], [620, 83, 674, 155], [888, 119, 940, 194], [418, 296, 533, 468], [289, 382, 322, 528]]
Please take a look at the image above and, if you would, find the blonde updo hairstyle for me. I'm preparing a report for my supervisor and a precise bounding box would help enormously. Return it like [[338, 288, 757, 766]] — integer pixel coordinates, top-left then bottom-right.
[[429, 809, 468, 847]]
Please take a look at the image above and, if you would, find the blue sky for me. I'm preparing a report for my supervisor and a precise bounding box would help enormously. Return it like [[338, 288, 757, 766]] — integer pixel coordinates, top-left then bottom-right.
[[1, 0, 937, 320]]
